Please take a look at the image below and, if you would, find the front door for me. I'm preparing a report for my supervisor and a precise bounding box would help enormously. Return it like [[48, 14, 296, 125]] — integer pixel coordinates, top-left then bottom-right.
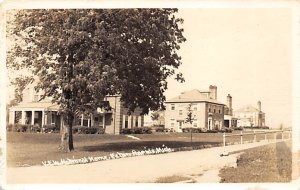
[[208, 117, 212, 130], [177, 121, 183, 132]]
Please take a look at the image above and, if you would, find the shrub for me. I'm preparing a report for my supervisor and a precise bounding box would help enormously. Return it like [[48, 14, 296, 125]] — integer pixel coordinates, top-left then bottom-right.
[[233, 127, 243, 131], [6, 124, 13, 132], [207, 129, 218, 133], [120, 128, 131, 134], [153, 125, 165, 132], [16, 124, 30, 132], [43, 124, 60, 133], [96, 128, 105, 134], [219, 128, 233, 133], [120, 127, 152, 134], [72, 126, 105, 134], [182, 128, 203, 133], [155, 128, 165, 132]]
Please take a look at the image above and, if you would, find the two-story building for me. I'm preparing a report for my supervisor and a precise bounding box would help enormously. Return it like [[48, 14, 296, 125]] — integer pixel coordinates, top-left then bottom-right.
[[234, 101, 266, 127], [8, 82, 144, 134], [164, 85, 226, 132]]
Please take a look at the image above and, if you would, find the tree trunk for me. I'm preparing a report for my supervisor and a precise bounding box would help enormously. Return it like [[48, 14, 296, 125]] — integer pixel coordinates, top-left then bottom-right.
[[59, 113, 74, 152]]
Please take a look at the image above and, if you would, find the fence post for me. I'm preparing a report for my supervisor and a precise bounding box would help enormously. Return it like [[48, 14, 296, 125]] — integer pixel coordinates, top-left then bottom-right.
[[223, 132, 226, 147], [264, 131, 267, 141], [281, 130, 284, 141], [240, 131, 243, 144], [274, 132, 277, 141], [289, 131, 291, 139], [253, 130, 256, 142]]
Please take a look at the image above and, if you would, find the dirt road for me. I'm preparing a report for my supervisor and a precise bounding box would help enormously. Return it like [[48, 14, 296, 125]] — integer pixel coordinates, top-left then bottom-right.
[[6, 140, 284, 184]]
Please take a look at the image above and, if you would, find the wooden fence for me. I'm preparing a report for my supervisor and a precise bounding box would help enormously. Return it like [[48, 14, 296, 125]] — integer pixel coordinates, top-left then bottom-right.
[[223, 130, 292, 147]]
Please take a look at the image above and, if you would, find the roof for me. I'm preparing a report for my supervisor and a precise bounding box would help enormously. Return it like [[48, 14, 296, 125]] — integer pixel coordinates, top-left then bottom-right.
[[10, 102, 60, 111], [165, 89, 225, 105], [235, 105, 264, 113]]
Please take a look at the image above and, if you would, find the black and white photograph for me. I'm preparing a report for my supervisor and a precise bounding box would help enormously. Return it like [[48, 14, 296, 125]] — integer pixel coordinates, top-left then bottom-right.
[[1, 0, 300, 188]]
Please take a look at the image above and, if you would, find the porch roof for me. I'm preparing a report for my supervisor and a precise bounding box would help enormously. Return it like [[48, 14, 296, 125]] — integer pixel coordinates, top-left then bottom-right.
[[10, 102, 60, 111]]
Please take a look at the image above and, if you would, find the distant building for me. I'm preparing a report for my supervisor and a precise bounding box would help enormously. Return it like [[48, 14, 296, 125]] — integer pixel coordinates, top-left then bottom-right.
[[8, 82, 144, 134], [164, 85, 226, 132], [144, 111, 165, 127], [234, 101, 265, 127]]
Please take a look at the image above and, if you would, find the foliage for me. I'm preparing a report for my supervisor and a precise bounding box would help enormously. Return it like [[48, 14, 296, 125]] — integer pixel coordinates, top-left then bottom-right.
[[151, 112, 160, 121], [43, 124, 60, 133], [185, 103, 196, 125], [120, 127, 152, 134], [7, 124, 33, 132], [7, 9, 186, 151], [182, 127, 202, 133], [233, 127, 244, 131], [72, 126, 103, 134]]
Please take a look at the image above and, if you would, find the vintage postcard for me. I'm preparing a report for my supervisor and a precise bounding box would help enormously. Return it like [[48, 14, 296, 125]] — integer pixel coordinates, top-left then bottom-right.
[[1, 0, 300, 189]]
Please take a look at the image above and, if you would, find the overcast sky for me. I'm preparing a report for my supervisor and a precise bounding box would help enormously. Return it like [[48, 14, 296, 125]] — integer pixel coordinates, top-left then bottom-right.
[[165, 8, 292, 128], [4, 6, 294, 128]]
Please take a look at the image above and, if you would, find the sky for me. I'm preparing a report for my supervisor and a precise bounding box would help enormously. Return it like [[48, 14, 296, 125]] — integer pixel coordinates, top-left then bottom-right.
[[3, 5, 294, 128], [165, 8, 293, 128]]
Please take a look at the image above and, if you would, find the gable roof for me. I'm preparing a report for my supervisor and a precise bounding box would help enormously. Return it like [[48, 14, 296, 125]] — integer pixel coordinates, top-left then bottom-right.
[[235, 105, 264, 113], [165, 89, 225, 105]]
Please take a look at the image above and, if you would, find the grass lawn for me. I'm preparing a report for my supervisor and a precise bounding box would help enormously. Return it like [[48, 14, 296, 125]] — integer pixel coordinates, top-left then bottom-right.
[[219, 141, 292, 183], [7, 132, 224, 167], [7, 131, 283, 167]]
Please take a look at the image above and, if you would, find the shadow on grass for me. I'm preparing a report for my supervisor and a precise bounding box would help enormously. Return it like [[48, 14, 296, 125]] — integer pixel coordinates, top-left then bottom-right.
[[80, 141, 221, 152], [276, 141, 292, 181]]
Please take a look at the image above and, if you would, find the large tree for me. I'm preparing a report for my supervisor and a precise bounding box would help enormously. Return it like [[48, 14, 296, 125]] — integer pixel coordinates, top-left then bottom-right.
[[7, 9, 186, 151]]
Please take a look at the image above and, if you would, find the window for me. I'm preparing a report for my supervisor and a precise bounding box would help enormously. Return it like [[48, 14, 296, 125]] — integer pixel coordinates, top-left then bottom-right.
[[135, 116, 138, 127], [208, 108, 211, 112], [193, 105, 197, 111], [179, 110, 183, 115], [219, 109, 221, 114], [51, 112, 56, 124], [214, 109, 216, 113], [171, 104, 175, 110]]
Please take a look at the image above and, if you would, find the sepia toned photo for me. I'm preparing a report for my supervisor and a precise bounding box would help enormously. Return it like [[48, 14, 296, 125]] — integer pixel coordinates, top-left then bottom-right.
[[2, 0, 300, 188]]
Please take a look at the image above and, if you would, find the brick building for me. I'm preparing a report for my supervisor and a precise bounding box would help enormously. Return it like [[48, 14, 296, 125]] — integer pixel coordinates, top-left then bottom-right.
[[164, 85, 226, 132], [8, 82, 144, 134]]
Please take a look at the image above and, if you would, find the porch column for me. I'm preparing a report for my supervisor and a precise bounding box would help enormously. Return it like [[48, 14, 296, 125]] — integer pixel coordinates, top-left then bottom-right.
[[128, 115, 132, 128], [122, 115, 126, 128], [21, 111, 26, 124], [9, 111, 15, 124], [103, 113, 106, 128], [81, 114, 84, 126], [88, 117, 91, 128], [44, 112, 48, 125], [31, 111, 35, 125], [137, 116, 141, 127], [90, 114, 94, 127]]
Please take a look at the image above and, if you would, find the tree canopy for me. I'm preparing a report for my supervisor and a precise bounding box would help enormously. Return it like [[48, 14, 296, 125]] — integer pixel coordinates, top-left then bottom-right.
[[7, 9, 186, 151]]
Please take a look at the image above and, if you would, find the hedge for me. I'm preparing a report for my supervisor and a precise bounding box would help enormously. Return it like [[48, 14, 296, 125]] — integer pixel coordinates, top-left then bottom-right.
[[72, 126, 105, 134], [120, 127, 152, 134]]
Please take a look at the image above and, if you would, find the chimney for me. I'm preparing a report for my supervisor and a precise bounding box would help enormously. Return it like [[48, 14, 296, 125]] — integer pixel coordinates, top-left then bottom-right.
[[257, 101, 261, 111], [209, 85, 217, 100], [227, 94, 232, 115]]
